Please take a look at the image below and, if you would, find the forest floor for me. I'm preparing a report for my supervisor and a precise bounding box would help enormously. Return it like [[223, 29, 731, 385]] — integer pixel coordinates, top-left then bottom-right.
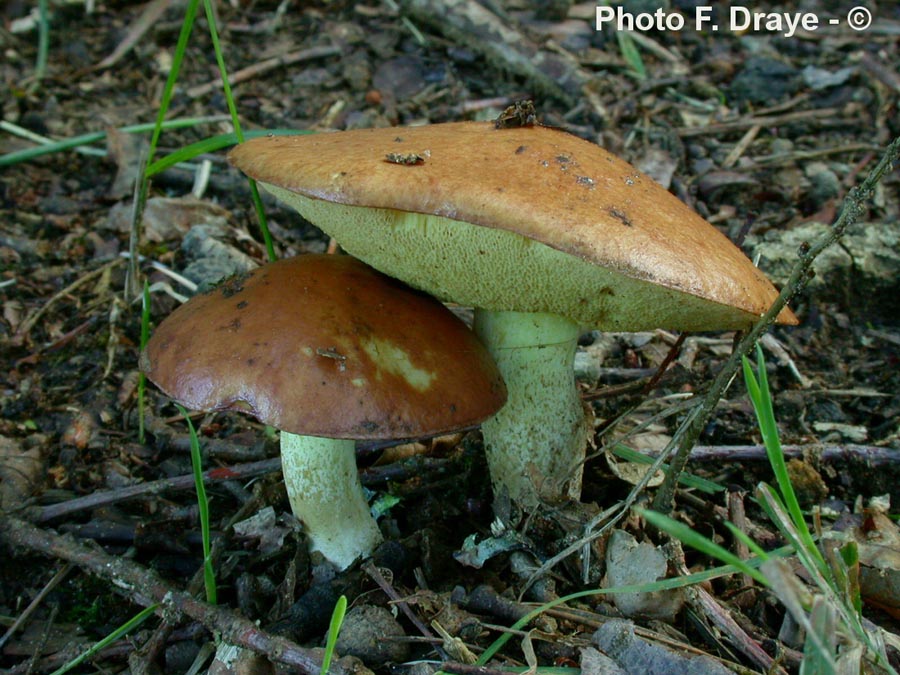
[[1, 0, 899, 673]]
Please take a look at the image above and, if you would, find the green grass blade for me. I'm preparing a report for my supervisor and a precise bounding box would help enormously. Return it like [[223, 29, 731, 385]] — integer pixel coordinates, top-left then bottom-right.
[[598, 0, 646, 80], [203, 0, 242, 141], [138, 279, 151, 444], [176, 404, 217, 605], [838, 540, 862, 614], [248, 178, 276, 262], [610, 443, 724, 494], [147, 0, 201, 162], [34, 0, 50, 87], [615, 30, 647, 80], [723, 520, 770, 560], [743, 347, 830, 579], [320, 595, 347, 675], [144, 129, 310, 177], [48, 603, 159, 675], [756, 483, 831, 590], [747, 345, 806, 529], [0, 116, 229, 167], [641, 508, 771, 586], [200, 0, 277, 261]]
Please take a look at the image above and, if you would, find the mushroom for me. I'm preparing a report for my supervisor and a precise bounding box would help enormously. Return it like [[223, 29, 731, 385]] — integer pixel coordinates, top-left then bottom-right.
[[141, 254, 506, 569], [229, 122, 798, 509]]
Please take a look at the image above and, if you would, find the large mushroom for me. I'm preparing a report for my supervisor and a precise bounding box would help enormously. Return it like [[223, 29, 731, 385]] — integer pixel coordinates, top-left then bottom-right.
[[229, 122, 798, 509], [141, 254, 506, 569]]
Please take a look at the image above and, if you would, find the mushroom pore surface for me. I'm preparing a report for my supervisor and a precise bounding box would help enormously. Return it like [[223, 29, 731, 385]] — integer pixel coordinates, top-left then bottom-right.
[[262, 193, 771, 332]]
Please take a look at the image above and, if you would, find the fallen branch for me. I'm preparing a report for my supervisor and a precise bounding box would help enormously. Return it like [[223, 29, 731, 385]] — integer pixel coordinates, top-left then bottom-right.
[[0, 516, 363, 675]]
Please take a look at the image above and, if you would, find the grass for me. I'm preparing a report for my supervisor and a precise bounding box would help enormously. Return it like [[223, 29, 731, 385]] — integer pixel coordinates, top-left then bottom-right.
[[177, 404, 217, 605], [14, 2, 898, 672], [470, 343, 896, 675], [137, 279, 150, 444], [321, 595, 348, 675], [26, 2, 248, 668], [47, 603, 159, 675], [644, 343, 897, 675]]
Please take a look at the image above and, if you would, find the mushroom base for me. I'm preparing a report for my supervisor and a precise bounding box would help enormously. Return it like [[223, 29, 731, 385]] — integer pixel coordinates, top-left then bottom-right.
[[474, 309, 588, 508], [280, 433, 383, 570]]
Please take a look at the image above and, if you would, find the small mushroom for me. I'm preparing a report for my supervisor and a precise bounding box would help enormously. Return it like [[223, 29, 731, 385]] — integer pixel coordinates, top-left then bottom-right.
[[229, 122, 798, 509], [141, 254, 506, 569]]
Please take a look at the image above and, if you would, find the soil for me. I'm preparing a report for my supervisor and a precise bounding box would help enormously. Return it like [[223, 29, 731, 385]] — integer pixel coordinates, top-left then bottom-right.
[[1, 1, 899, 674]]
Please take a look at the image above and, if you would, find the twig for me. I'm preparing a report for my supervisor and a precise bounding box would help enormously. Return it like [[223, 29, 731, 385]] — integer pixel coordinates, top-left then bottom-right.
[[396, 0, 587, 105], [686, 444, 898, 465], [36, 458, 281, 522], [94, 0, 175, 70], [363, 560, 442, 653], [0, 516, 356, 675], [652, 134, 900, 514], [675, 107, 842, 138], [185, 45, 341, 99], [13, 258, 125, 346], [726, 488, 753, 589], [439, 662, 518, 675], [751, 143, 883, 166], [687, 583, 790, 674], [0, 563, 72, 650], [860, 53, 900, 94]]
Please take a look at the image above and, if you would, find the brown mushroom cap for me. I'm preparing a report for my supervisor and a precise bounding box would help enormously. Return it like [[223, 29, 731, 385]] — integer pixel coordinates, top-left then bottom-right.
[[230, 122, 797, 329], [141, 255, 507, 439]]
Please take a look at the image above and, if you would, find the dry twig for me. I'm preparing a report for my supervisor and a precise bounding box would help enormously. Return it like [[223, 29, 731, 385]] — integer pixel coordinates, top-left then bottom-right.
[[0, 516, 360, 675], [652, 134, 900, 514]]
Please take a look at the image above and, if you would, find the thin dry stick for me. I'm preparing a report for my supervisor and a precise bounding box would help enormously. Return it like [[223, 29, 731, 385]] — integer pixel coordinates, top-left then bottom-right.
[[687, 444, 897, 465], [186, 45, 341, 99], [36, 458, 281, 522], [363, 560, 443, 652], [727, 488, 753, 590], [439, 662, 519, 675], [652, 134, 900, 514], [94, 0, 176, 70], [675, 107, 842, 137], [14, 258, 124, 344], [0, 563, 72, 650]]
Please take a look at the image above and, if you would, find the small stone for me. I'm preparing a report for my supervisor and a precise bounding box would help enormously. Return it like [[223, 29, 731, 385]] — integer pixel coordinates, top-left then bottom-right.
[[334, 605, 409, 666]]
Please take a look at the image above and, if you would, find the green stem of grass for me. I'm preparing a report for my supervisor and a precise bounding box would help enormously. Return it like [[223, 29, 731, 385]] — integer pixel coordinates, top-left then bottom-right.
[[176, 405, 217, 605], [138, 280, 151, 444], [0, 116, 229, 167], [48, 603, 159, 675], [320, 595, 347, 675], [33, 0, 49, 88], [652, 134, 900, 514], [148, 0, 200, 162], [201, 0, 276, 261], [742, 345, 825, 572]]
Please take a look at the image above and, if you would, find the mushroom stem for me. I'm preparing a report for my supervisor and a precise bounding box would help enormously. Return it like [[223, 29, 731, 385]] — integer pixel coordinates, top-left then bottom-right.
[[474, 309, 588, 508], [280, 432, 383, 570]]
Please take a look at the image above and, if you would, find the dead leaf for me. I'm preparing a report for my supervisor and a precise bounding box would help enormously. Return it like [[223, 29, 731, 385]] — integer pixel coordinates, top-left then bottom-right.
[[0, 435, 45, 510], [605, 529, 684, 621]]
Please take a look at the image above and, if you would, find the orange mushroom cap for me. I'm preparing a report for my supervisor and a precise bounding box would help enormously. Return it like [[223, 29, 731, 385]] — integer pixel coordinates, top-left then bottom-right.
[[231, 122, 797, 329]]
